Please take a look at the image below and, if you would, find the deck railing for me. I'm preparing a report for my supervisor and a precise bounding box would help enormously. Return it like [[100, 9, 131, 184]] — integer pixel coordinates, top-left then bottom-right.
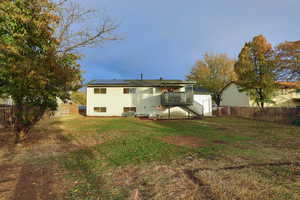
[[161, 92, 193, 106]]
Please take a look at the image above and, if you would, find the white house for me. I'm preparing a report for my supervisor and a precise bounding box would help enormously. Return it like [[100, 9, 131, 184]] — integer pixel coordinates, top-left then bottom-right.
[[0, 97, 13, 105], [221, 82, 300, 108], [86, 79, 212, 118]]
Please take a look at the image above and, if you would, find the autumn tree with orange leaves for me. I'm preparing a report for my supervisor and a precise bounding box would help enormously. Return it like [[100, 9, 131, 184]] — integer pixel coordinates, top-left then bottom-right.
[[0, 0, 117, 143], [275, 40, 300, 80], [235, 35, 277, 111], [187, 53, 236, 106]]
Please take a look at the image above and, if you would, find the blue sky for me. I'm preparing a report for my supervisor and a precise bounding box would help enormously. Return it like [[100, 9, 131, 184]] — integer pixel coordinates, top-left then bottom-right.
[[77, 0, 300, 82]]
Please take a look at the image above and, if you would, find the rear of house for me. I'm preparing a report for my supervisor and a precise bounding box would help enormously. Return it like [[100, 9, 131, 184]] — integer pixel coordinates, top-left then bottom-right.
[[86, 79, 212, 118]]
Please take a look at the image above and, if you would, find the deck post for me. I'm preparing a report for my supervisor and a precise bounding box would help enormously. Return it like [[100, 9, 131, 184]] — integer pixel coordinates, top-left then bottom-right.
[[168, 107, 171, 119]]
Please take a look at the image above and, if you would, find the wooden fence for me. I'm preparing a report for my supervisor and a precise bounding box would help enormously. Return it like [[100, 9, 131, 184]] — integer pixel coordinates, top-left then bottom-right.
[[55, 103, 79, 117], [0, 105, 14, 128], [214, 106, 300, 124]]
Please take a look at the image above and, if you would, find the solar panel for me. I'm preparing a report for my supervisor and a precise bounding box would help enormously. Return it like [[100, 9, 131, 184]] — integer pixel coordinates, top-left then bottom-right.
[[89, 79, 128, 85], [88, 79, 195, 86]]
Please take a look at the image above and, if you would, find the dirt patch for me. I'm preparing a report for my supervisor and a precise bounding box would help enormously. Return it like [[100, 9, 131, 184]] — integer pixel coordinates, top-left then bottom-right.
[[0, 162, 73, 200], [213, 140, 229, 144], [161, 136, 205, 148]]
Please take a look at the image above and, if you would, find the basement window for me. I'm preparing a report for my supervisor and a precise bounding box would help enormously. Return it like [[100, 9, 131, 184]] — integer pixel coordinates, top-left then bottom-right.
[[94, 107, 107, 113], [123, 107, 136, 112], [94, 88, 107, 94]]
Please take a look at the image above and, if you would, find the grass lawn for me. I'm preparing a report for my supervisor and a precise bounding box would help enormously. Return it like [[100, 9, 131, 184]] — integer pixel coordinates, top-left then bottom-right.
[[0, 116, 300, 200]]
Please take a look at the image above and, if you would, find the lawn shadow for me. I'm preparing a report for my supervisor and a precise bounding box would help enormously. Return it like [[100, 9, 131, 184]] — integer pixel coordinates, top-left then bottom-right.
[[60, 148, 127, 199], [9, 163, 60, 200], [0, 119, 66, 147], [0, 117, 83, 199], [0, 118, 78, 161]]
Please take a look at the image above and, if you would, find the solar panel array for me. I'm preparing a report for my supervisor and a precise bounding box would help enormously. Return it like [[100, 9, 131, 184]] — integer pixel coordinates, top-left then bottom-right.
[[89, 79, 128, 85]]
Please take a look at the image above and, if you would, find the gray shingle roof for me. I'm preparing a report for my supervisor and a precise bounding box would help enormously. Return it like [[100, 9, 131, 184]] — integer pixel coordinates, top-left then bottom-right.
[[193, 86, 210, 94], [88, 79, 195, 87]]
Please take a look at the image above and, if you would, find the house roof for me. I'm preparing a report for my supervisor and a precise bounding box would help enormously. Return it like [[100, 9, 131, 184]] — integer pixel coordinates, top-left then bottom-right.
[[220, 81, 236, 93], [87, 79, 196, 87], [277, 81, 300, 88], [193, 86, 210, 94], [221, 81, 300, 92]]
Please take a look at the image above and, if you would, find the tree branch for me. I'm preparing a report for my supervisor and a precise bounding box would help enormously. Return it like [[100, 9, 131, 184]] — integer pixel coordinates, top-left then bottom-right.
[[54, 0, 119, 54]]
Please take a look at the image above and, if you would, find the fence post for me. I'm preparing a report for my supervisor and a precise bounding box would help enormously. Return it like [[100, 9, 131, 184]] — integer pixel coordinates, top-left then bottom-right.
[[217, 107, 221, 117], [227, 106, 231, 116]]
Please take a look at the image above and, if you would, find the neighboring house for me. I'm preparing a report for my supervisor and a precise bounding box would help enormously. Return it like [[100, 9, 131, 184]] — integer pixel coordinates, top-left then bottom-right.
[[0, 96, 78, 116], [221, 82, 300, 107], [55, 98, 79, 117], [0, 97, 13, 106], [86, 79, 212, 118]]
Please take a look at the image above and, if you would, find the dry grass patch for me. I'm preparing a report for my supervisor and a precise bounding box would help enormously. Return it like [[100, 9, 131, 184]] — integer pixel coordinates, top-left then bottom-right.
[[160, 136, 206, 148], [192, 165, 300, 200], [106, 164, 201, 200], [0, 162, 72, 200]]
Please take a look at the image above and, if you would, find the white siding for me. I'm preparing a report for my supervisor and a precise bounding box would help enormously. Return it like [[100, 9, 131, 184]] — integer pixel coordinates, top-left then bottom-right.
[[221, 84, 250, 107], [86, 87, 189, 117], [194, 95, 212, 116], [266, 89, 300, 107], [0, 97, 13, 105], [221, 83, 300, 107]]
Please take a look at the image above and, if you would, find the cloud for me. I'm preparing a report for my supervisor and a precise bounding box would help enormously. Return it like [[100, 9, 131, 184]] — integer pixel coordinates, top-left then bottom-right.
[[76, 0, 300, 81]]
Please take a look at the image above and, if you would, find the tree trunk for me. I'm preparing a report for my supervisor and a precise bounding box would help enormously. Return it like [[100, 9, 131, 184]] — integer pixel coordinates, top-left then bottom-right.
[[261, 102, 265, 113], [256, 102, 265, 113], [14, 129, 29, 143], [14, 122, 31, 143], [13, 102, 46, 143], [215, 94, 222, 107]]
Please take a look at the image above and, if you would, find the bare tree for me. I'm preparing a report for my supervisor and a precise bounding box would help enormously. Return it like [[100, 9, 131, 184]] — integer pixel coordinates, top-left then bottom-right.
[[53, 0, 119, 54]]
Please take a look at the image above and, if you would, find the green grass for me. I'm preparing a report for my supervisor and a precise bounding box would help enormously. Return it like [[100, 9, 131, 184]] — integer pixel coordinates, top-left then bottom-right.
[[57, 116, 300, 166], [54, 116, 298, 199], [95, 134, 190, 166], [60, 117, 258, 164], [60, 149, 127, 200], [22, 116, 300, 199]]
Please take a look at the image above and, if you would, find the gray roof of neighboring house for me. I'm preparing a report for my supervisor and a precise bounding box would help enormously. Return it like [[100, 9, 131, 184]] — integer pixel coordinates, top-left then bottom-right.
[[87, 79, 196, 87], [193, 86, 210, 94]]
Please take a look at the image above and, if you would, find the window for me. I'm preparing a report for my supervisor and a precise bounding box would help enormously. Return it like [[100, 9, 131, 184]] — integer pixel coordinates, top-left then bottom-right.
[[94, 107, 107, 113], [281, 89, 287, 95], [94, 88, 106, 94], [123, 88, 136, 94], [123, 107, 136, 112]]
